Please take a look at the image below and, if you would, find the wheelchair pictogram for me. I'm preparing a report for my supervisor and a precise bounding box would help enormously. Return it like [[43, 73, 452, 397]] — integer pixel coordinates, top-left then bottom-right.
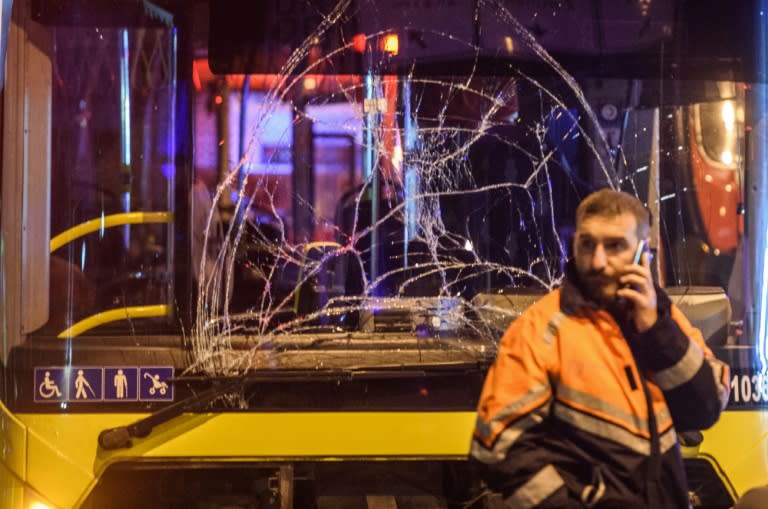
[[38, 371, 62, 399]]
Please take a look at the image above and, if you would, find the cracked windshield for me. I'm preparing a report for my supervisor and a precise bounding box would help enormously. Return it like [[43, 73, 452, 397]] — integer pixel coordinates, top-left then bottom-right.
[[40, 0, 744, 380]]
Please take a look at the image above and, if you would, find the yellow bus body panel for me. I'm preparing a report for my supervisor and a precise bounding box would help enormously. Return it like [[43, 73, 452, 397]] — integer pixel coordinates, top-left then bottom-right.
[[0, 401, 27, 481], [0, 461, 25, 509], [9, 406, 768, 508], [11, 411, 476, 508], [699, 410, 768, 496]]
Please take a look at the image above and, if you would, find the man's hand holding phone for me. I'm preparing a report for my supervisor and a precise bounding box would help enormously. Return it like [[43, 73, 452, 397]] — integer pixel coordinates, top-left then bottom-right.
[[616, 239, 658, 332]]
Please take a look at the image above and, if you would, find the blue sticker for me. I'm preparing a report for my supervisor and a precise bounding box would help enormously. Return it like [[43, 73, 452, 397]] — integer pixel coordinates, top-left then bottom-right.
[[34, 366, 174, 403], [68, 367, 103, 402], [139, 367, 174, 401], [34, 367, 66, 403], [104, 367, 139, 401]]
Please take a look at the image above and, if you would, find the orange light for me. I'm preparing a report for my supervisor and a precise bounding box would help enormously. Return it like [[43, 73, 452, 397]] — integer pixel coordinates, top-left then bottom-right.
[[214, 95, 223, 105], [352, 33, 367, 53], [382, 33, 399, 55], [304, 77, 317, 90], [192, 60, 202, 91]]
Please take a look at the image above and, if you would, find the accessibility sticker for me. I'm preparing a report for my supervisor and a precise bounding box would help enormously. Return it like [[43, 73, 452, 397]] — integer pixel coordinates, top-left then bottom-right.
[[68, 368, 103, 402], [139, 367, 174, 401], [34, 366, 173, 403], [104, 367, 139, 401], [35, 368, 66, 402]]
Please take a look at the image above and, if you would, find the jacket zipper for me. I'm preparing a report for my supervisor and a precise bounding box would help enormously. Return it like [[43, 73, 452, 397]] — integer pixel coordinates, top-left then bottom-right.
[[638, 368, 662, 505]]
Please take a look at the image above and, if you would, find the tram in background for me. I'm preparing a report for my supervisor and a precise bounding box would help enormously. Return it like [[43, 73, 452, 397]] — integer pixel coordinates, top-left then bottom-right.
[[0, 0, 765, 507]]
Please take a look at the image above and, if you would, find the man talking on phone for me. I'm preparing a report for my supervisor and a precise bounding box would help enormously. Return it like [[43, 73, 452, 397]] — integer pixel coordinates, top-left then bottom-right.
[[470, 189, 730, 508]]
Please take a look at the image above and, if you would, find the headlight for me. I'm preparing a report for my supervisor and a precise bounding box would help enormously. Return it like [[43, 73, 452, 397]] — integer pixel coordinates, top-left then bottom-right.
[[24, 486, 57, 509]]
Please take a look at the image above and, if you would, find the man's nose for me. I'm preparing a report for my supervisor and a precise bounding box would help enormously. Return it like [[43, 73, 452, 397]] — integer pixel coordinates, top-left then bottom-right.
[[590, 244, 607, 271]]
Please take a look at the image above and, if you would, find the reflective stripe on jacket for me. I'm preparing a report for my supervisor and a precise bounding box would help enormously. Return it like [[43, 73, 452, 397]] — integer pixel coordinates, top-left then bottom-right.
[[470, 275, 730, 509]]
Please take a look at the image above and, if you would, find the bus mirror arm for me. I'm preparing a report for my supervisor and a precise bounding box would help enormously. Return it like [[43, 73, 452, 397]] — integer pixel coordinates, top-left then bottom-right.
[[98, 378, 243, 450]]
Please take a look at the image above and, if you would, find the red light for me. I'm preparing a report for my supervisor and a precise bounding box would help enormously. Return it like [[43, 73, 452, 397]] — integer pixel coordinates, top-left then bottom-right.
[[352, 33, 367, 53], [214, 95, 223, 105]]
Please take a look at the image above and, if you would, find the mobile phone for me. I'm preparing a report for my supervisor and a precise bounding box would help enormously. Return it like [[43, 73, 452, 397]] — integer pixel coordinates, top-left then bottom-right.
[[631, 239, 647, 266], [616, 240, 647, 306]]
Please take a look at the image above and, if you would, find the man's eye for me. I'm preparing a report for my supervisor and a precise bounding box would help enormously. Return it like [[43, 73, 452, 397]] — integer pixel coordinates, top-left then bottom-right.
[[605, 241, 625, 253]]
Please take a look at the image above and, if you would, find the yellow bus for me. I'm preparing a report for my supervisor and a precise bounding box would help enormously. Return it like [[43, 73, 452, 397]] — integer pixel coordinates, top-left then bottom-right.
[[0, 0, 764, 507]]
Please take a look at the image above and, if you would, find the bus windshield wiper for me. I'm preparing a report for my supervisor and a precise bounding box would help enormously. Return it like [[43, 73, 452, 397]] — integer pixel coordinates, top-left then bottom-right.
[[98, 377, 243, 450], [97, 361, 488, 451]]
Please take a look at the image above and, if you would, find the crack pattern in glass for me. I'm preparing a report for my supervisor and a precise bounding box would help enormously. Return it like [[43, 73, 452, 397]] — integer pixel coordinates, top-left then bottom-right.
[[189, 0, 665, 377]]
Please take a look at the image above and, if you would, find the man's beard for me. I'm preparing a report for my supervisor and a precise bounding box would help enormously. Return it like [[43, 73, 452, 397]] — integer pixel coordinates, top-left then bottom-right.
[[580, 271, 617, 305]]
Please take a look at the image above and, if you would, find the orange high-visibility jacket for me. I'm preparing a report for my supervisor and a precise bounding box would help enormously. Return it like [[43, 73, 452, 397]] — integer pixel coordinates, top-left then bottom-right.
[[471, 275, 730, 509]]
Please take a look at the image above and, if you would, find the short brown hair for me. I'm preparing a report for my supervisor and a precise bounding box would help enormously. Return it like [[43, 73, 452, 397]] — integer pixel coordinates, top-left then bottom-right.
[[576, 189, 650, 238]]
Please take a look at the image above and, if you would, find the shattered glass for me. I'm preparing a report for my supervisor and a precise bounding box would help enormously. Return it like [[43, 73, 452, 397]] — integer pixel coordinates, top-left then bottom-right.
[[35, 0, 745, 378], [190, 0, 736, 376]]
